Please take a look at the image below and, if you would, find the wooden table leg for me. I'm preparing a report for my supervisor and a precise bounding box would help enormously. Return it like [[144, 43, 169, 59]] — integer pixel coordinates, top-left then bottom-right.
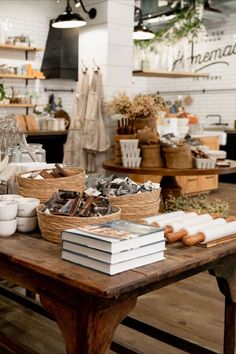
[[210, 262, 236, 354], [160, 176, 182, 202], [40, 293, 136, 354], [224, 295, 236, 354]]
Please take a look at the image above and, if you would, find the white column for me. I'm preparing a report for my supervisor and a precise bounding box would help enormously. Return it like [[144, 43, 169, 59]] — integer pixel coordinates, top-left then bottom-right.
[[79, 0, 135, 171]]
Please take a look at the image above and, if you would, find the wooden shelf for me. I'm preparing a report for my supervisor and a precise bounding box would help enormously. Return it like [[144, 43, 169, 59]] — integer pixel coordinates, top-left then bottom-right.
[[0, 73, 45, 80], [0, 104, 35, 108], [0, 44, 43, 52], [133, 70, 209, 78], [26, 130, 68, 136]]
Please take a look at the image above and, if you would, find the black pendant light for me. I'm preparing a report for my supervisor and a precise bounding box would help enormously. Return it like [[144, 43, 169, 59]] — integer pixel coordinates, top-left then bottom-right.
[[52, 0, 96, 29], [133, 7, 155, 40]]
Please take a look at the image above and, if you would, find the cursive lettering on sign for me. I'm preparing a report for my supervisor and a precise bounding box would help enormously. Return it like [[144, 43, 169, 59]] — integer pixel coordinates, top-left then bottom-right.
[[172, 42, 236, 72]]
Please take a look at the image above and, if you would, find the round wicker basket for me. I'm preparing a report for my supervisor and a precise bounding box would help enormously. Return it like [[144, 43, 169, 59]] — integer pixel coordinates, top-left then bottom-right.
[[108, 189, 161, 222], [17, 167, 85, 203], [37, 204, 121, 244], [141, 144, 164, 168], [163, 144, 193, 169]]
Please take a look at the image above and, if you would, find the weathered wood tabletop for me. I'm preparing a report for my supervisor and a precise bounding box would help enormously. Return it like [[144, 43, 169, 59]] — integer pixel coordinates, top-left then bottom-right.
[[0, 232, 235, 354]]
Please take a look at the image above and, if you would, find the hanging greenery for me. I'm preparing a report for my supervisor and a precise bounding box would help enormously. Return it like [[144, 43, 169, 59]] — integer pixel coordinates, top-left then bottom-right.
[[134, 0, 205, 49]]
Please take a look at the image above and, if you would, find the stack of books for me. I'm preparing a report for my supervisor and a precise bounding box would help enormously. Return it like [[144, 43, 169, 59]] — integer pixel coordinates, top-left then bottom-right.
[[61, 220, 166, 275]]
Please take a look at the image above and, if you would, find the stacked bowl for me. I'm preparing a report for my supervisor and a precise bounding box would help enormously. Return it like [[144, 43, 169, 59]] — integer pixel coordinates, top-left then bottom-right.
[[0, 195, 40, 237], [0, 198, 18, 237]]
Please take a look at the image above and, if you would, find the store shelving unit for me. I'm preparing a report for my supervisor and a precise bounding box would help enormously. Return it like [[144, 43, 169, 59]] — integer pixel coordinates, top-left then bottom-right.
[[133, 69, 209, 78], [0, 44, 44, 114]]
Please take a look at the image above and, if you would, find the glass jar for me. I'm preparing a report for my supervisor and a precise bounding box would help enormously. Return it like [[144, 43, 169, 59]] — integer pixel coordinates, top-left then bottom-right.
[[28, 143, 46, 162], [12, 145, 22, 163]]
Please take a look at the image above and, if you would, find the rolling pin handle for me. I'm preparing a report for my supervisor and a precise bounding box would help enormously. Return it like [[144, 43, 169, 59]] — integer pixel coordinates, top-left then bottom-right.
[[182, 232, 205, 247]]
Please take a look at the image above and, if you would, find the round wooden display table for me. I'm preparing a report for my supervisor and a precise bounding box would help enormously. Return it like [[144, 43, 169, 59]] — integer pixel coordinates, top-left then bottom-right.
[[103, 159, 236, 200]]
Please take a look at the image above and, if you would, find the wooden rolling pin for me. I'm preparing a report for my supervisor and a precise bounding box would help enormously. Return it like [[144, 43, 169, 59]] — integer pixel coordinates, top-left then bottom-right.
[[142, 211, 186, 226], [164, 214, 213, 239], [166, 217, 226, 243], [182, 220, 236, 246]]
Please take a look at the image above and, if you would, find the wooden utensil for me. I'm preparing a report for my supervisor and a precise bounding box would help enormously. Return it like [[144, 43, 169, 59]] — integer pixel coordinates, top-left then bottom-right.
[[182, 219, 236, 246], [164, 213, 212, 240], [166, 217, 225, 243]]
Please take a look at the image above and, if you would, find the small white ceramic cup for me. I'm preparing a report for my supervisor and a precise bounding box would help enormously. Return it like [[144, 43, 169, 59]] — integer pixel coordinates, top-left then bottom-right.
[[17, 216, 38, 233], [17, 197, 40, 217], [0, 201, 18, 221], [0, 219, 17, 237]]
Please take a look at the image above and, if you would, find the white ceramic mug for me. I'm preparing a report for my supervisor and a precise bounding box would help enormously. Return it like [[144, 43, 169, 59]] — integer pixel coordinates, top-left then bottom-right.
[[52, 119, 59, 131], [57, 118, 69, 131]]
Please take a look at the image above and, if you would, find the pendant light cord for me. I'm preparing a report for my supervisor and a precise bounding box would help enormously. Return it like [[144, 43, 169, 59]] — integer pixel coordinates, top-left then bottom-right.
[[66, 0, 72, 13]]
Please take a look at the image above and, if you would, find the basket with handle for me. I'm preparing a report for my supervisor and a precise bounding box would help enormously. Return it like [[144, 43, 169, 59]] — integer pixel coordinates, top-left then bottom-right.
[[36, 204, 121, 244], [108, 189, 161, 222], [17, 167, 85, 203]]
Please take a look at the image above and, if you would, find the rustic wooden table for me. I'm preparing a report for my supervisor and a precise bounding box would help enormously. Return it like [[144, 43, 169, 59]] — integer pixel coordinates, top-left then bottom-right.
[[0, 232, 235, 354], [103, 159, 236, 198]]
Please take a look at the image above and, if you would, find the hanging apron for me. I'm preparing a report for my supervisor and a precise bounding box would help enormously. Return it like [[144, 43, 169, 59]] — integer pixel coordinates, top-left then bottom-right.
[[82, 69, 110, 172], [63, 70, 90, 167]]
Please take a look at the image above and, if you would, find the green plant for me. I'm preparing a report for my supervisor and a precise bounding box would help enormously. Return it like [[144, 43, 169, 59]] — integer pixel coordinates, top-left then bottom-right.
[[163, 194, 229, 217], [0, 81, 6, 101], [134, 0, 205, 48]]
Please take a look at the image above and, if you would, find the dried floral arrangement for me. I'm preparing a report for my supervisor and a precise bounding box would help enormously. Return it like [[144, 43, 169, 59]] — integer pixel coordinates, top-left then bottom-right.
[[106, 92, 132, 117], [163, 194, 229, 218], [107, 92, 166, 121]]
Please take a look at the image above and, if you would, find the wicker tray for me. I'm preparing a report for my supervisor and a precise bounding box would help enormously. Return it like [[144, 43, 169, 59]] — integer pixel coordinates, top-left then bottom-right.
[[17, 167, 85, 203], [37, 204, 121, 244], [108, 189, 161, 222]]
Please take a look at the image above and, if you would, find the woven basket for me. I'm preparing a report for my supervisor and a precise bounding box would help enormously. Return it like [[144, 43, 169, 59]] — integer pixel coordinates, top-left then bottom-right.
[[108, 189, 161, 222], [141, 144, 164, 168], [37, 204, 121, 244], [163, 144, 193, 169], [17, 167, 85, 203]]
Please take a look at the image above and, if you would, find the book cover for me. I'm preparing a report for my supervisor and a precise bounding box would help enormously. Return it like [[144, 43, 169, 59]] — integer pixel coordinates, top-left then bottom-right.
[[62, 239, 166, 264], [61, 249, 165, 275], [61, 220, 164, 253]]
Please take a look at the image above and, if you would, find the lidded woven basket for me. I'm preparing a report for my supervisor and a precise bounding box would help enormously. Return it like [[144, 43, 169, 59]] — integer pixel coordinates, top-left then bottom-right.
[[36, 204, 121, 244], [17, 167, 85, 203], [108, 189, 161, 223]]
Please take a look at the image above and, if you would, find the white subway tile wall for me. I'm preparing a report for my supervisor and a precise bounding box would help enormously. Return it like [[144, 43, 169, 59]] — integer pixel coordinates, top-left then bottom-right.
[[0, 0, 76, 117], [132, 13, 236, 128]]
